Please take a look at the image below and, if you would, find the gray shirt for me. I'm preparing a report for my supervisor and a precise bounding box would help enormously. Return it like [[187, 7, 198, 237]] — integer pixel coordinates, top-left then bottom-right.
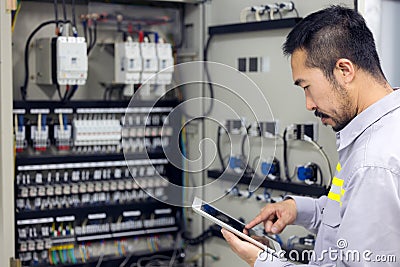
[[255, 90, 400, 266]]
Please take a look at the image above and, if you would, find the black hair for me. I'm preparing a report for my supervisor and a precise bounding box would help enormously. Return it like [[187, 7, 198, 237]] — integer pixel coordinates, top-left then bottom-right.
[[283, 5, 386, 83]]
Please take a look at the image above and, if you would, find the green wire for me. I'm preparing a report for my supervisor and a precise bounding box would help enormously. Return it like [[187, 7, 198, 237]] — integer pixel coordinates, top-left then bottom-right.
[[52, 250, 58, 265]]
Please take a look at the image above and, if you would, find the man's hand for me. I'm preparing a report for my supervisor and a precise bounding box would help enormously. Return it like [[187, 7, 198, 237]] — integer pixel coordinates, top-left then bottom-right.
[[245, 199, 297, 234], [221, 228, 262, 266]]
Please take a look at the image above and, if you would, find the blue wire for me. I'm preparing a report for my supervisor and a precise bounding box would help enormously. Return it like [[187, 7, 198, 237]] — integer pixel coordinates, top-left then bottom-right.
[[71, 248, 77, 263], [18, 115, 23, 132], [144, 31, 159, 43], [154, 32, 159, 43], [63, 249, 67, 263], [42, 114, 47, 131], [63, 114, 68, 130], [118, 241, 122, 256]]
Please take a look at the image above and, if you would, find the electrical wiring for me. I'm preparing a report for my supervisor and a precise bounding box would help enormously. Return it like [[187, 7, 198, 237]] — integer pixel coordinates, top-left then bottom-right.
[[276, 9, 283, 19], [182, 225, 219, 246], [240, 7, 252, 23], [172, 4, 185, 50], [53, 0, 59, 34], [202, 35, 215, 118], [69, 247, 77, 264], [306, 139, 333, 186], [95, 254, 104, 267], [269, 6, 275, 20], [282, 128, 294, 182], [79, 245, 85, 262], [180, 115, 188, 231], [87, 19, 98, 54], [283, 125, 332, 186], [81, 17, 88, 42], [61, 0, 67, 22], [11, 1, 22, 33], [147, 238, 153, 252], [293, 7, 299, 17], [240, 125, 252, 169], [252, 155, 262, 172], [186, 253, 219, 263], [316, 163, 324, 186], [168, 232, 182, 267], [71, 0, 77, 36], [52, 250, 59, 265], [48, 249, 53, 265], [255, 7, 263, 21], [133, 255, 171, 267], [217, 125, 226, 170], [21, 19, 71, 101], [119, 253, 133, 267]]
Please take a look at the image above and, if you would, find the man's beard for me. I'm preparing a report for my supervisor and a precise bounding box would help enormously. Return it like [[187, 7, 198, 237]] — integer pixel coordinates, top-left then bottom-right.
[[314, 100, 356, 132]]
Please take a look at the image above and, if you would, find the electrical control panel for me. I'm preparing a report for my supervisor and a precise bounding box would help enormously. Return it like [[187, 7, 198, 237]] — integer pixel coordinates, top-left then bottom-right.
[[13, 100, 182, 267], [13, 101, 176, 154]]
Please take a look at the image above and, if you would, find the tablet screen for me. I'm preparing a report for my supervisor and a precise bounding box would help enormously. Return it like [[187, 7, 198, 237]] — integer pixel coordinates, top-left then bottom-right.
[[201, 203, 247, 233], [200, 202, 279, 251]]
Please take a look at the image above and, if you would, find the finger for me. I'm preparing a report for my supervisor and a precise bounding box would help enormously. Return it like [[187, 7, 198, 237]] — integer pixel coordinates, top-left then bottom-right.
[[271, 217, 288, 234], [245, 205, 275, 230], [265, 219, 274, 233], [221, 229, 239, 246]]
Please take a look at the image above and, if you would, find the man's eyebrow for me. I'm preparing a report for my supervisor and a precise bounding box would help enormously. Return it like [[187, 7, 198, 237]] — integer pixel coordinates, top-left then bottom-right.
[[294, 79, 305, 86]]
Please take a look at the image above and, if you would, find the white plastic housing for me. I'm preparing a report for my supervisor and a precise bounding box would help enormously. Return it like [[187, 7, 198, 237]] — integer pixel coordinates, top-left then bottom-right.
[[56, 37, 88, 85], [156, 43, 174, 85], [140, 42, 158, 84], [115, 41, 142, 84], [72, 119, 122, 146]]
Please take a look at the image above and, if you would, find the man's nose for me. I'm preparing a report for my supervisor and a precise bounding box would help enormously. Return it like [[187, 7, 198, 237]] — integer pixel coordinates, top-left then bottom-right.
[[305, 95, 317, 111]]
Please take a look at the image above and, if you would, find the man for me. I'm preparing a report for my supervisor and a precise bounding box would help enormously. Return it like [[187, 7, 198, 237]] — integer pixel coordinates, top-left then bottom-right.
[[221, 5, 400, 266]]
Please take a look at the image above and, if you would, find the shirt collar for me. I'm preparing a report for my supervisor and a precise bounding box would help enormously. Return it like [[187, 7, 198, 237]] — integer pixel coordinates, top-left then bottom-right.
[[336, 89, 400, 151]]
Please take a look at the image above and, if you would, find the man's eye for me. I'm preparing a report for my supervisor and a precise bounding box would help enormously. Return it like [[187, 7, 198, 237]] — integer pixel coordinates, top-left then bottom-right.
[[303, 86, 310, 90]]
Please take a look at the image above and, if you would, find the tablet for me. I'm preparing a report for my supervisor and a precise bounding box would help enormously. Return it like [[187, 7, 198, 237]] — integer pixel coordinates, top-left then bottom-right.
[[192, 197, 281, 257]]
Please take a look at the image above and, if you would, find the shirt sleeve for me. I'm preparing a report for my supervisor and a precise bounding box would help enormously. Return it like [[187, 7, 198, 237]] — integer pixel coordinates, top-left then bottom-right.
[[285, 195, 327, 234]]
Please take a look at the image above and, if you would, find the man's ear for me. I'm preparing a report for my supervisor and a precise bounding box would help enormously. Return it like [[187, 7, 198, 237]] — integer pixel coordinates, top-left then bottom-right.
[[334, 58, 355, 84]]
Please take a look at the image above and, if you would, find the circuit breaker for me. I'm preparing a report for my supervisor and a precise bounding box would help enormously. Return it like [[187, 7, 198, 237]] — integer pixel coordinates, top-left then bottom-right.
[[114, 41, 142, 84], [36, 37, 88, 86], [56, 37, 88, 85], [140, 42, 158, 84], [156, 42, 174, 85]]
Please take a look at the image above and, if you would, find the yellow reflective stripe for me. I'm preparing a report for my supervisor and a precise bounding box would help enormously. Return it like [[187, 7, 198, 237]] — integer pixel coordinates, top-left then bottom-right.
[[332, 177, 344, 187], [341, 188, 346, 196], [336, 162, 342, 172], [328, 191, 341, 203]]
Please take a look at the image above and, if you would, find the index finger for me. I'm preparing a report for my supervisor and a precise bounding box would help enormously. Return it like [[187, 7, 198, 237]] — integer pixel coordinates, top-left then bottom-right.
[[245, 205, 275, 230]]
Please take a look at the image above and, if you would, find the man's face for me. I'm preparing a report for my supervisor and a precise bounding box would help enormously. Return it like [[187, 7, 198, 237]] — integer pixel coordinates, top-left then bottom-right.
[[291, 49, 356, 132]]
